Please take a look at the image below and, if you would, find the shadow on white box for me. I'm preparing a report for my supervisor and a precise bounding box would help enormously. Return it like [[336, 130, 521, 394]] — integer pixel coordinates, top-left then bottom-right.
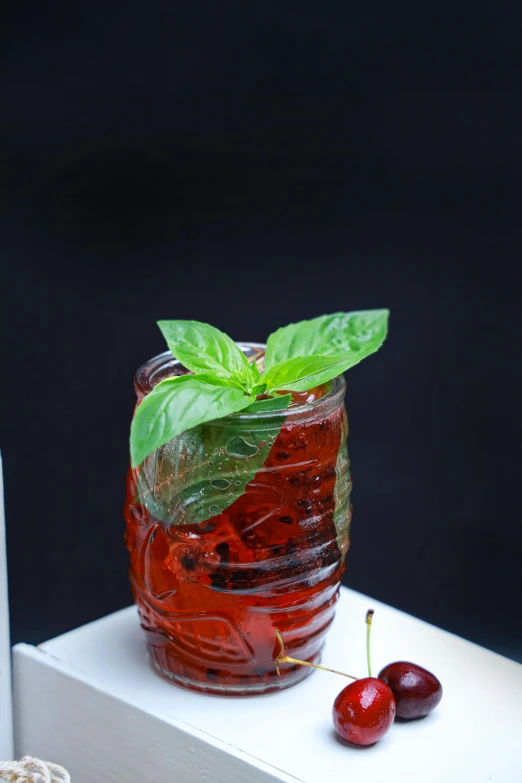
[[11, 586, 522, 783]]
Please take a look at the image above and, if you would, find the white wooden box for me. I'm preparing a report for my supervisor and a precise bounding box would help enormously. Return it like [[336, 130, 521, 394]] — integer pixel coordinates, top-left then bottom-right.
[[12, 587, 522, 783]]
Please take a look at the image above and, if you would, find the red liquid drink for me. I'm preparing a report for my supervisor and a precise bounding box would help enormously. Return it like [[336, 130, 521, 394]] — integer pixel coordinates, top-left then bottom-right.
[[124, 346, 352, 694]]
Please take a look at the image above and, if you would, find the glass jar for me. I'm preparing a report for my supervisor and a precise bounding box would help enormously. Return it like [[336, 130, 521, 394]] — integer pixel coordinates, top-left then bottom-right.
[[124, 344, 352, 694]]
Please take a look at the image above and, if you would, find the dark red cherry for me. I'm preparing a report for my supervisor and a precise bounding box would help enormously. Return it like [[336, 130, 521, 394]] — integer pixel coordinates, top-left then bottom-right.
[[332, 677, 396, 746], [378, 661, 442, 719]]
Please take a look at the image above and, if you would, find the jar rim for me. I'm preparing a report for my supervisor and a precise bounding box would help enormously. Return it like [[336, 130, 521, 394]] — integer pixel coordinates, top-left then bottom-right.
[[134, 343, 346, 423]]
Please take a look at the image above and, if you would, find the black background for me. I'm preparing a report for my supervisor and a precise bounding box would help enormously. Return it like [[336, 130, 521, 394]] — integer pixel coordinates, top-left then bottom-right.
[[2, 2, 522, 661]]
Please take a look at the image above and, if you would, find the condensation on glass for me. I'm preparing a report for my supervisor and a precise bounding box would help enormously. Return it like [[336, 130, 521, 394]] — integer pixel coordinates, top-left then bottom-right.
[[124, 344, 352, 694]]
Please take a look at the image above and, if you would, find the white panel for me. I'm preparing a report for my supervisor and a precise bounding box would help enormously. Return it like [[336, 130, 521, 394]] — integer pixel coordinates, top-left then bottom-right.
[[13, 646, 286, 783]]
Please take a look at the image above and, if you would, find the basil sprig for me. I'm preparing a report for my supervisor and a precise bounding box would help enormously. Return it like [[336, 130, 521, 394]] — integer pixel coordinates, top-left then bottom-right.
[[157, 320, 257, 393], [130, 310, 389, 467]]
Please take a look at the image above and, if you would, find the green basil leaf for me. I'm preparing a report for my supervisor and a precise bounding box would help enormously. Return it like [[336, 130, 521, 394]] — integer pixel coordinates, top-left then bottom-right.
[[136, 408, 287, 526], [130, 375, 252, 467], [264, 310, 389, 370], [263, 353, 375, 392], [251, 383, 267, 397], [249, 359, 261, 381], [243, 393, 292, 414], [157, 320, 256, 388]]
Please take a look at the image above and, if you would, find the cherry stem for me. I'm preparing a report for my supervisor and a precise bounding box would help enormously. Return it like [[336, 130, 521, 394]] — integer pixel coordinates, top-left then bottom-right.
[[366, 609, 374, 677], [274, 629, 358, 681]]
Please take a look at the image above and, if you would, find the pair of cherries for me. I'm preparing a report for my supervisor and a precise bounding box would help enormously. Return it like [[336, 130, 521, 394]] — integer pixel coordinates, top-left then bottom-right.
[[275, 610, 442, 746]]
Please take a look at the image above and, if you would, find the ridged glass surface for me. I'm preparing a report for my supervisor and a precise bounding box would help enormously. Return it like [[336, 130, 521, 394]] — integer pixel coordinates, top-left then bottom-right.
[[124, 351, 352, 695]]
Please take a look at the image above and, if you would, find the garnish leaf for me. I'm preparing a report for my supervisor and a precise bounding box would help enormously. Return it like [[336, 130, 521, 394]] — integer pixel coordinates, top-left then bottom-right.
[[250, 360, 262, 382], [263, 353, 375, 392], [264, 310, 389, 371], [157, 320, 256, 390], [243, 393, 292, 414], [136, 408, 287, 526], [130, 374, 253, 468]]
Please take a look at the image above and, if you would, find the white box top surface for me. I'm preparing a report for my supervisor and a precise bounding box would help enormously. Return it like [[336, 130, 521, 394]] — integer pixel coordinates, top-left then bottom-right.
[[39, 587, 522, 783]]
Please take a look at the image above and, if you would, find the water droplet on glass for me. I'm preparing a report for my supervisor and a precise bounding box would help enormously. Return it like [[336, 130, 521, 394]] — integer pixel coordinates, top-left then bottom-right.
[[234, 479, 241, 486], [208, 461, 214, 467], [208, 505, 219, 516], [225, 436, 259, 458], [210, 478, 230, 491]]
